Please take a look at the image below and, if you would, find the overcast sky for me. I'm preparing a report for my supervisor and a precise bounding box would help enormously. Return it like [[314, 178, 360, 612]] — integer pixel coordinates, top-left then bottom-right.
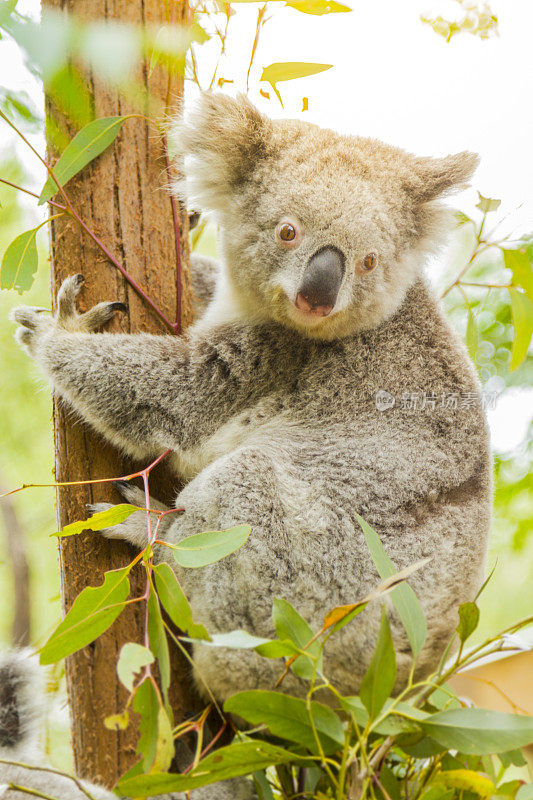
[[1, 0, 531, 450]]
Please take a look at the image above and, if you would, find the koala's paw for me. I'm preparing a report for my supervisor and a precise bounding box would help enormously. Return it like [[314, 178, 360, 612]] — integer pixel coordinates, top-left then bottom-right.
[[87, 501, 149, 550], [11, 274, 126, 355]]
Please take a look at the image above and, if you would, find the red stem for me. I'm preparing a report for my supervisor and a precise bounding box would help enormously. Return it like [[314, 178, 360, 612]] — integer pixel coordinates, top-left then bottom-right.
[[0, 178, 67, 211], [64, 204, 177, 333]]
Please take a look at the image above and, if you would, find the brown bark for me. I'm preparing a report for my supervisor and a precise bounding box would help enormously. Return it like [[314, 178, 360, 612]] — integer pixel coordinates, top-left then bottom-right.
[[43, 0, 201, 787]]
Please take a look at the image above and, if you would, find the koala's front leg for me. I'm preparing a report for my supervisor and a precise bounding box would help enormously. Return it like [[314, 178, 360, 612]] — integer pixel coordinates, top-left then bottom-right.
[[12, 275, 292, 461]]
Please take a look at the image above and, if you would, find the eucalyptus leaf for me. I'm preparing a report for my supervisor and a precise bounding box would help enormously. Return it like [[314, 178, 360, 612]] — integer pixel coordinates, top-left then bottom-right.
[[133, 678, 159, 773], [147, 584, 170, 699], [457, 601, 480, 644], [508, 288, 533, 371], [53, 503, 141, 538], [40, 566, 131, 664], [104, 711, 130, 731], [170, 525, 250, 568], [359, 605, 396, 719], [153, 562, 210, 640], [225, 690, 344, 754], [356, 514, 427, 657], [117, 642, 154, 692], [0, 228, 39, 293], [503, 249, 533, 303], [272, 597, 321, 679], [435, 769, 495, 797], [152, 706, 174, 774], [117, 741, 298, 795], [39, 115, 127, 204], [420, 707, 533, 755], [260, 62, 332, 105], [476, 193, 501, 214], [285, 0, 351, 14]]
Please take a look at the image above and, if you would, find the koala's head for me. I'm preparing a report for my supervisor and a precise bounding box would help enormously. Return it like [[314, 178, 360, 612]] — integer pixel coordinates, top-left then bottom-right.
[[172, 93, 478, 340]]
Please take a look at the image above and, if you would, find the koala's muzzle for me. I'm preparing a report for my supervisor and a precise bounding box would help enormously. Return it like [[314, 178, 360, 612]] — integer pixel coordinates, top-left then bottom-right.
[[296, 246, 345, 317]]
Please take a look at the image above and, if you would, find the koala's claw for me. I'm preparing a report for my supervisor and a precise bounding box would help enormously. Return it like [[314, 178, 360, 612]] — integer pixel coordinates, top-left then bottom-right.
[[80, 300, 127, 331], [57, 274, 86, 322], [86, 502, 113, 516]]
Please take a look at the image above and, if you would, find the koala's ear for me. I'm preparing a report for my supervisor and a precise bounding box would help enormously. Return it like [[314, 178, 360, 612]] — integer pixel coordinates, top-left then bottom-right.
[[170, 92, 273, 212], [406, 151, 479, 203]]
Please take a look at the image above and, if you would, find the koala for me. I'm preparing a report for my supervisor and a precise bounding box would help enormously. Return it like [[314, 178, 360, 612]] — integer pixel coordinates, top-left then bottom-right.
[[0, 649, 252, 800], [11, 93, 491, 707], [0, 648, 114, 799]]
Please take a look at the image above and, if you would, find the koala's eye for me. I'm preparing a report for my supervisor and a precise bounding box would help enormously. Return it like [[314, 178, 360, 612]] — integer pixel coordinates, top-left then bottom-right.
[[361, 252, 378, 272], [355, 252, 378, 275], [276, 218, 302, 247], [279, 223, 296, 242]]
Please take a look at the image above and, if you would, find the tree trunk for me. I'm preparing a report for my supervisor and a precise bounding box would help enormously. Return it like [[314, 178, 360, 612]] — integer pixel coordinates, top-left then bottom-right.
[[43, 0, 201, 787]]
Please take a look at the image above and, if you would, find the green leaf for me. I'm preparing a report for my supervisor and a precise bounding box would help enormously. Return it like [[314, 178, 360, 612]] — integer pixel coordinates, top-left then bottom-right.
[[503, 249, 533, 303], [435, 769, 495, 797], [104, 711, 130, 731], [132, 678, 159, 772], [260, 62, 332, 106], [340, 695, 425, 736], [508, 288, 533, 371], [476, 193, 501, 214], [152, 706, 174, 774], [357, 514, 427, 657], [0, 228, 39, 293], [454, 210, 474, 227], [466, 306, 479, 362], [184, 629, 271, 649], [117, 741, 298, 795], [272, 598, 321, 679], [224, 690, 344, 755], [285, 0, 351, 15], [38, 116, 127, 204], [457, 601, 480, 644], [359, 605, 396, 719], [498, 748, 527, 768], [170, 525, 251, 568], [420, 788, 454, 800], [420, 708, 533, 755], [147, 584, 170, 700], [255, 639, 300, 658], [53, 503, 141, 537], [254, 770, 275, 800], [40, 566, 131, 664], [117, 643, 154, 692], [153, 562, 210, 640]]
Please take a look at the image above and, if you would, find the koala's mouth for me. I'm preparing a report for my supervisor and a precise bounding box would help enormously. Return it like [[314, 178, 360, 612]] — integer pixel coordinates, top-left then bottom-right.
[[292, 245, 345, 321]]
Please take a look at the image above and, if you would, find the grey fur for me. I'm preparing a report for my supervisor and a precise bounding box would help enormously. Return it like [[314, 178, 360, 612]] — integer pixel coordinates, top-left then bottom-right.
[[0, 649, 254, 800], [11, 94, 490, 714]]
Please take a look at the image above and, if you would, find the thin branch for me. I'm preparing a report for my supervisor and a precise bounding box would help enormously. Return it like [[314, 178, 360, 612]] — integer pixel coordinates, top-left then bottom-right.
[[0, 178, 67, 211], [8, 786, 61, 800], [246, 4, 268, 94]]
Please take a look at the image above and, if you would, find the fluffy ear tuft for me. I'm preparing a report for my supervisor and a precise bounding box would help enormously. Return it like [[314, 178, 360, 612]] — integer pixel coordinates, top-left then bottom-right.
[[169, 93, 273, 212], [407, 151, 479, 203]]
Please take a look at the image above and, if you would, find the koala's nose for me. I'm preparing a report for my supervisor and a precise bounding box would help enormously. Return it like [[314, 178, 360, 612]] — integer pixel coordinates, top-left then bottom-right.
[[295, 246, 345, 317]]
